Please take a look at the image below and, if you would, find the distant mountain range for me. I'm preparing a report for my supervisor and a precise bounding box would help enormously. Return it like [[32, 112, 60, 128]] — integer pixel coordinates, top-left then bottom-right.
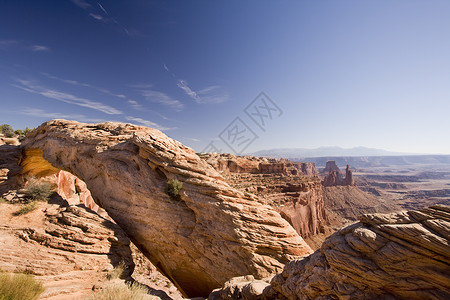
[[251, 146, 416, 159], [249, 147, 450, 169]]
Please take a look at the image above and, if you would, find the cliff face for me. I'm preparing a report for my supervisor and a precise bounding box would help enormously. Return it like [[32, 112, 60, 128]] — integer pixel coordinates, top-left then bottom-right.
[[277, 181, 326, 238], [201, 153, 318, 176], [202, 154, 327, 239], [20, 119, 312, 297], [210, 205, 450, 300]]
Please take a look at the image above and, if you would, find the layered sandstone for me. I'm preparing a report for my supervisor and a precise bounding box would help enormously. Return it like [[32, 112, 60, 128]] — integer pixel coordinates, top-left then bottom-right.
[[202, 153, 317, 176], [322, 164, 355, 187], [270, 205, 450, 299], [202, 154, 327, 240], [21, 119, 312, 297], [321, 160, 340, 174], [210, 205, 450, 300], [0, 200, 134, 299]]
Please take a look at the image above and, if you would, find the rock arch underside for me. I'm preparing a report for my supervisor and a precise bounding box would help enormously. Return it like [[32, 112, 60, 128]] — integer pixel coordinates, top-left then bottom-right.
[[20, 119, 313, 297]]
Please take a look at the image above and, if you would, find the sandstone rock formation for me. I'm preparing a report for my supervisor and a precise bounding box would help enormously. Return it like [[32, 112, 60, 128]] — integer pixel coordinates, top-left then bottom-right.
[[0, 200, 134, 299], [56, 170, 100, 212], [321, 160, 340, 174], [20, 120, 312, 297], [210, 205, 450, 300], [322, 164, 354, 187], [202, 154, 326, 240], [0, 145, 23, 194], [202, 153, 317, 176]]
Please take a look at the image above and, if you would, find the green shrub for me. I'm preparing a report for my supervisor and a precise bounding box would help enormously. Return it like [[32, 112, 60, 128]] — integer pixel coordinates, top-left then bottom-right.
[[0, 271, 44, 300], [165, 179, 183, 201], [13, 201, 37, 216], [88, 281, 149, 300], [0, 124, 14, 138], [24, 178, 54, 201]]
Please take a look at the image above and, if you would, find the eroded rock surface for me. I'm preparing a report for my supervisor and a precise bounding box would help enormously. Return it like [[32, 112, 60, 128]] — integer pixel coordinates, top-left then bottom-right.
[[21, 120, 312, 297], [202, 154, 326, 240], [272, 205, 450, 299], [210, 205, 450, 300], [322, 164, 355, 187], [202, 153, 317, 176], [0, 145, 23, 194], [0, 200, 134, 299]]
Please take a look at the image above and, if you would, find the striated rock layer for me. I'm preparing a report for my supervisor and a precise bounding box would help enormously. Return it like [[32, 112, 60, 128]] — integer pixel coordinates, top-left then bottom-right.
[[0, 201, 134, 299], [209, 205, 450, 300], [202, 153, 318, 176], [21, 119, 312, 297], [202, 153, 326, 239], [271, 205, 450, 299]]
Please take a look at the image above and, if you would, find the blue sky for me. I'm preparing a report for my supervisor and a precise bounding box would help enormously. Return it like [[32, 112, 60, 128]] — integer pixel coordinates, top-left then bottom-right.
[[1, 0, 449, 154]]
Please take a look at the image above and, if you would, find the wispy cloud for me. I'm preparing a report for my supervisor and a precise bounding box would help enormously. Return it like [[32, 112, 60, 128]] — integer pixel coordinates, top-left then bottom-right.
[[89, 13, 103, 21], [30, 45, 50, 52], [98, 3, 108, 15], [12, 79, 122, 115], [125, 116, 174, 131], [177, 80, 201, 102], [0, 40, 51, 53], [140, 89, 184, 111], [164, 63, 228, 104], [71, 0, 130, 35], [70, 0, 91, 9], [127, 99, 143, 110], [20, 107, 106, 123], [42, 72, 126, 99], [177, 80, 228, 104]]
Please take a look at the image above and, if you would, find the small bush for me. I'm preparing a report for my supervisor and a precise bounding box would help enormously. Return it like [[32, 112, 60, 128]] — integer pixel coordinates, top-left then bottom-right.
[[88, 281, 149, 300], [165, 179, 183, 201], [0, 271, 44, 300], [13, 201, 37, 216], [0, 124, 14, 138], [24, 178, 54, 201], [107, 262, 126, 280]]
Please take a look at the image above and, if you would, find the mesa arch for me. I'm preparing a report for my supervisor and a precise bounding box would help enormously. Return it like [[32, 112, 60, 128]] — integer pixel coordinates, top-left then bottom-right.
[[21, 119, 312, 297]]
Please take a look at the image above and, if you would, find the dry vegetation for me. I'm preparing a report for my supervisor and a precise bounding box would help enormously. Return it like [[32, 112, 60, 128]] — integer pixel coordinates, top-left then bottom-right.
[[89, 265, 153, 300], [24, 177, 54, 201], [0, 271, 44, 300]]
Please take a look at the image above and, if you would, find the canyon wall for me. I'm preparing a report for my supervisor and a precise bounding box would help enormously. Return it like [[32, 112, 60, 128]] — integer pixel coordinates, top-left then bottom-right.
[[20, 119, 312, 297], [202, 154, 327, 239], [202, 153, 317, 176]]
